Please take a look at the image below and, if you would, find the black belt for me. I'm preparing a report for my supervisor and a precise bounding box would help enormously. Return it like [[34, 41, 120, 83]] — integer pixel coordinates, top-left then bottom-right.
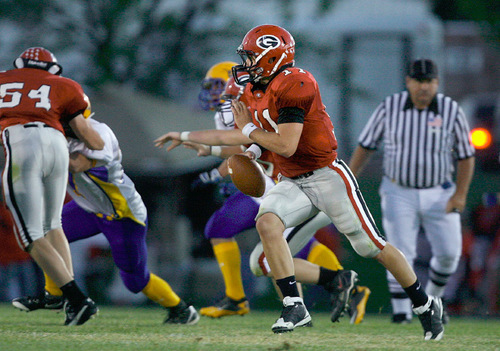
[[291, 171, 314, 180], [24, 123, 49, 128]]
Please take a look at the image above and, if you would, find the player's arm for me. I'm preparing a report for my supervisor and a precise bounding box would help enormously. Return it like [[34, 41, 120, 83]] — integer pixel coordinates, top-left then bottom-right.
[[183, 141, 243, 158], [348, 145, 375, 177], [232, 100, 302, 158], [68, 115, 105, 150], [154, 129, 252, 151], [69, 152, 95, 173]]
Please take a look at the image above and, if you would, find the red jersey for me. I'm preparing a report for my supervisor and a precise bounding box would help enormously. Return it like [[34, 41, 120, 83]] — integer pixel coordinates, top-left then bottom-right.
[[0, 68, 88, 134], [240, 67, 337, 178]]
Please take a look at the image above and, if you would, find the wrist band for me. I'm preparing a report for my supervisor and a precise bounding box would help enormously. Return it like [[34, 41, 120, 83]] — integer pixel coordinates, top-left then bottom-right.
[[242, 123, 258, 138], [211, 146, 222, 157], [245, 144, 262, 159], [180, 131, 190, 141]]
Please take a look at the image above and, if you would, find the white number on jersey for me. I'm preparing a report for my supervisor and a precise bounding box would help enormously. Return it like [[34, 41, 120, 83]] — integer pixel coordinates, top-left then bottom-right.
[[0, 83, 52, 111], [254, 109, 278, 133]]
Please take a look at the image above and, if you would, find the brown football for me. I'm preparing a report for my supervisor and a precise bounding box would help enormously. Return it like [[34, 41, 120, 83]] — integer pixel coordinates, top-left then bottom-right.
[[227, 154, 266, 198]]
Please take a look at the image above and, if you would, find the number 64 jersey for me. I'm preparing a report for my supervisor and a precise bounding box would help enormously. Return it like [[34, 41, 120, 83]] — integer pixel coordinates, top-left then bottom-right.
[[0, 67, 88, 132]]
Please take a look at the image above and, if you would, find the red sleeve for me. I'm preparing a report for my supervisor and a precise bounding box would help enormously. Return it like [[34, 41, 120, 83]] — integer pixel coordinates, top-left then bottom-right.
[[61, 79, 87, 122], [274, 74, 315, 113]]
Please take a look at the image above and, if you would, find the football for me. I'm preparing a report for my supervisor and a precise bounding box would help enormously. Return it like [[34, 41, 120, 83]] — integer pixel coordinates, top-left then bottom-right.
[[227, 154, 266, 198]]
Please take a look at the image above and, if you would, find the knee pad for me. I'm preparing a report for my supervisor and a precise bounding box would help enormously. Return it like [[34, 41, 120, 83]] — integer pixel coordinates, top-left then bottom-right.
[[345, 229, 381, 258], [431, 254, 460, 274], [249, 242, 266, 277]]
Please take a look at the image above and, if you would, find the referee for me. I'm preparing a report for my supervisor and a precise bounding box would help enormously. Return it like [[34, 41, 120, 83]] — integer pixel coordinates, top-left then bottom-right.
[[349, 58, 475, 324]]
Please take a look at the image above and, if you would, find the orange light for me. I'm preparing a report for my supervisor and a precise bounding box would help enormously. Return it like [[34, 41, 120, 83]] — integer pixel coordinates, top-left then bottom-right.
[[470, 128, 492, 149]]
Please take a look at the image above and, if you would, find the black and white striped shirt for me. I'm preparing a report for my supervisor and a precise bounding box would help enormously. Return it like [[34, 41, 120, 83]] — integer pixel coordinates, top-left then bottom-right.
[[358, 91, 475, 188]]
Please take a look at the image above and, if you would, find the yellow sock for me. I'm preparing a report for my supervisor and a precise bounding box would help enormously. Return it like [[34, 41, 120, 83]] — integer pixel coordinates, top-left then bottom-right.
[[307, 242, 343, 271], [142, 273, 181, 308], [213, 241, 245, 300], [44, 272, 63, 296]]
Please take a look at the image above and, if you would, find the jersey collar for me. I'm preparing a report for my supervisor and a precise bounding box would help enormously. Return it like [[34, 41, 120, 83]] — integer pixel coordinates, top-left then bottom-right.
[[403, 92, 439, 114]]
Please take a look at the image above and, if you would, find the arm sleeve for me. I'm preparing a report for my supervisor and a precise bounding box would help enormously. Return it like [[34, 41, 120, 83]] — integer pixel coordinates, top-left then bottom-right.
[[453, 105, 476, 160], [68, 123, 114, 165], [275, 75, 315, 116], [358, 102, 386, 150], [60, 80, 88, 123]]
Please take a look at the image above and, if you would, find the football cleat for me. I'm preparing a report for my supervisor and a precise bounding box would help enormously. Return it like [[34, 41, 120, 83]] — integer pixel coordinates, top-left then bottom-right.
[[164, 302, 200, 325], [348, 285, 371, 324], [12, 291, 65, 312], [324, 270, 358, 322], [200, 296, 250, 318], [64, 297, 98, 326], [271, 296, 311, 333], [413, 296, 444, 341]]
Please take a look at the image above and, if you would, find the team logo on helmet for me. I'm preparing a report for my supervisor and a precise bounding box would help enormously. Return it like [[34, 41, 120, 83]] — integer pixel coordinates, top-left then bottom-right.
[[256, 35, 280, 50]]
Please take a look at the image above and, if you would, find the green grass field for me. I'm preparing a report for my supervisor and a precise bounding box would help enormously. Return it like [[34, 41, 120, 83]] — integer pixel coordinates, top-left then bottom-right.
[[0, 303, 498, 351]]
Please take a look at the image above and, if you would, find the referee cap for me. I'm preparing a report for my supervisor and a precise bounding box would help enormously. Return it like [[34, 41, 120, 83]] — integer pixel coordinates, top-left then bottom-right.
[[408, 59, 438, 80]]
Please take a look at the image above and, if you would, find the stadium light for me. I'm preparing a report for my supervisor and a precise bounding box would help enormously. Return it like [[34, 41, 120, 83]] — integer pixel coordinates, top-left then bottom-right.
[[470, 127, 492, 149]]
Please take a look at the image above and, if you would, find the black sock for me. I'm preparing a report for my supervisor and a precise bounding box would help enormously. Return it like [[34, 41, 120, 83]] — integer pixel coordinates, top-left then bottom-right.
[[317, 267, 339, 287], [403, 280, 428, 308], [60, 280, 86, 306], [275, 276, 299, 298]]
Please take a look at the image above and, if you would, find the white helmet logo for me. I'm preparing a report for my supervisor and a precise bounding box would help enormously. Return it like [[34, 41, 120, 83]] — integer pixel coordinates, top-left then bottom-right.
[[257, 35, 280, 50]]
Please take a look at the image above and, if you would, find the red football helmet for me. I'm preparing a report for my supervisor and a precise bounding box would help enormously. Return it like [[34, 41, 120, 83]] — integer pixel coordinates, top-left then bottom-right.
[[216, 72, 249, 127], [233, 24, 295, 84], [221, 72, 249, 101], [13, 47, 62, 75]]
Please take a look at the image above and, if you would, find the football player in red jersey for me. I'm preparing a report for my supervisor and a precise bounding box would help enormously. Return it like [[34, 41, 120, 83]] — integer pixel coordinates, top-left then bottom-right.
[[231, 25, 444, 339], [157, 64, 372, 324], [0, 47, 104, 326]]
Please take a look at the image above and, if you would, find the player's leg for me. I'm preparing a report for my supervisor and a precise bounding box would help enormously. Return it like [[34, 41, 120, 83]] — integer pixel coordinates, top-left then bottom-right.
[[323, 160, 443, 340], [102, 218, 198, 324], [201, 191, 257, 317], [5, 128, 92, 323], [256, 180, 318, 333], [304, 239, 371, 324], [379, 178, 420, 323], [42, 130, 97, 326]]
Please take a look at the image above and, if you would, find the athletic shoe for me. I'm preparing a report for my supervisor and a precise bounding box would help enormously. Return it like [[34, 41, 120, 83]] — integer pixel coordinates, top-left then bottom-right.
[[324, 270, 358, 322], [165, 303, 200, 325], [200, 297, 250, 318], [392, 313, 412, 324], [64, 297, 98, 326], [12, 291, 65, 312], [271, 296, 312, 333], [413, 296, 444, 341], [348, 286, 371, 324]]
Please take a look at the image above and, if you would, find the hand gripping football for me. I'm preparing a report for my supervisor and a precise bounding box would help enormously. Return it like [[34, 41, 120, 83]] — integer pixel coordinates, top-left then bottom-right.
[[227, 154, 266, 198]]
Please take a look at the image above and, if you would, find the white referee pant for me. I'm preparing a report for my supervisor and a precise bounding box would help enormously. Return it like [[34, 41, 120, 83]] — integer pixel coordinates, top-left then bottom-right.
[[380, 177, 462, 319]]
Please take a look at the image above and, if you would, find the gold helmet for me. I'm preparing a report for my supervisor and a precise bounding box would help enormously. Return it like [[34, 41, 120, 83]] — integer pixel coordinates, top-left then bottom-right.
[[198, 61, 237, 111]]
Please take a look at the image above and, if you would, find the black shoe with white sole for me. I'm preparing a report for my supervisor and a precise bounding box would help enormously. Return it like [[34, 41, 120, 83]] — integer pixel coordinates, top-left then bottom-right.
[[12, 291, 65, 312], [64, 297, 98, 326], [271, 296, 311, 333], [413, 296, 444, 341]]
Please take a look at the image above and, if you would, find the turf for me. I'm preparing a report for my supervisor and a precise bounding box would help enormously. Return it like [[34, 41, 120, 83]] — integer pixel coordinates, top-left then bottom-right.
[[0, 303, 498, 350]]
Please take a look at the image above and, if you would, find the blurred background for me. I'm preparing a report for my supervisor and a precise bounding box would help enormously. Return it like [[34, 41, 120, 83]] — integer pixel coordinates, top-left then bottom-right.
[[0, 0, 498, 318]]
